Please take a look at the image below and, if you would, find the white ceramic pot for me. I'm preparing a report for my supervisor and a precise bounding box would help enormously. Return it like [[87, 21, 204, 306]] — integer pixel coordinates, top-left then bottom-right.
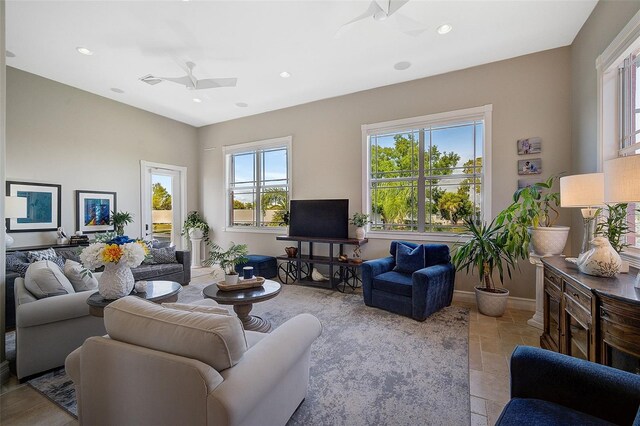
[[577, 236, 622, 277], [475, 286, 509, 317], [225, 273, 239, 285], [98, 262, 135, 299], [355, 227, 366, 240], [528, 226, 570, 256], [189, 228, 204, 240]]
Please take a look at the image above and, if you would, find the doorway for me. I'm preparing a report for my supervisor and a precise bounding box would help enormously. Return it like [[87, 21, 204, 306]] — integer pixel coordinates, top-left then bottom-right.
[[140, 161, 187, 249]]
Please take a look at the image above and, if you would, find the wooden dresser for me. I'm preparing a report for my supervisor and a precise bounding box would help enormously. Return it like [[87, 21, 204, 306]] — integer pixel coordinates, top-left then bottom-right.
[[541, 256, 640, 374]]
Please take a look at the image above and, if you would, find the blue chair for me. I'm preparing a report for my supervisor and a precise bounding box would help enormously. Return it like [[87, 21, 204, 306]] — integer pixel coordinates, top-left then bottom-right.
[[497, 346, 640, 425], [361, 241, 455, 321]]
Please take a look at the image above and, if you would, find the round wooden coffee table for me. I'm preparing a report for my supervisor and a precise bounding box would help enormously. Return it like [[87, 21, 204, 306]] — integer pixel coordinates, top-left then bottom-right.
[[202, 280, 281, 332], [87, 281, 182, 317]]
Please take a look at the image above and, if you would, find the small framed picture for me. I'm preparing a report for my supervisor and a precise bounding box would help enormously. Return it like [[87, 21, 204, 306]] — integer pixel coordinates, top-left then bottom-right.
[[517, 137, 542, 155], [518, 158, 542, 175], [518, 178, 542, 189], [76, 190, 117, 233], [6, 181, 62, 232]]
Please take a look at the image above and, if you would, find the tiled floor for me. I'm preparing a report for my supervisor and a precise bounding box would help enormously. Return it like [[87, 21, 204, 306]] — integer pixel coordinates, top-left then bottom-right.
[[0, 295, 538, 426]]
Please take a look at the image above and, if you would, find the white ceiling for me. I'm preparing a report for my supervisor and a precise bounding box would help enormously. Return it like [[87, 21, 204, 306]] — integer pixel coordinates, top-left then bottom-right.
[[6, 1, 597, 128]]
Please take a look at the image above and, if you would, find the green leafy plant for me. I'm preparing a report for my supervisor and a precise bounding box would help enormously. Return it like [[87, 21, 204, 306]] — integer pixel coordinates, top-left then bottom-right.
[[181, 211, 210, 244], [349, 212, 370, 227], [278, 211, 290, 226], [452, 218, 518, 292], [595, 203, 631, 253], [110, 211, 134, 236], [204, 242, 249, 275], [495, 175, 561, 261]]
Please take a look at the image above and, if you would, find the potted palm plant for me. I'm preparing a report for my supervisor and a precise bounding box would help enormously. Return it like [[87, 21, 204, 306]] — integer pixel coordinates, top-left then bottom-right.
[[110, 210, 133, 236], [496, 175, 569, 258], [452, 218, 518, 317], [205, 242, 249, 285], [181, 211, 210, 245]]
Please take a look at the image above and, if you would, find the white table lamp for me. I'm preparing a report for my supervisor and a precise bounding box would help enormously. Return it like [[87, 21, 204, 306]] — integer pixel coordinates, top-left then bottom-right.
[[5, 196, 27, 247], [603, 155, 640, 287], [560, 173, 604, 254]]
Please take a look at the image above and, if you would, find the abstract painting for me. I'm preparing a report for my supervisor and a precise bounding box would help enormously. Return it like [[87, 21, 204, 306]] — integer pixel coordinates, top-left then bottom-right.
[[76, 190, 116, 233], [6, 181, 62, 232]]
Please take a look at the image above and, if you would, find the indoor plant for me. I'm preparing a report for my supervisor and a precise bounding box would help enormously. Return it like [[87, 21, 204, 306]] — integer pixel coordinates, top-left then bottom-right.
[[349, 212, 370, 239], [80, 235, 149, 299], [595, 203, 631, 272], [496, 175, 569, 258], [452, 218, 518, 317], [110, 210, 134, 236], [181, 211, 210, 244], [205, 242, 249, 285]]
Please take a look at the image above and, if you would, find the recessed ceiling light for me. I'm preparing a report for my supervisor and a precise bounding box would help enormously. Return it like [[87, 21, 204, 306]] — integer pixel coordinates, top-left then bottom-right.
[[280, 71, 291, 78], [235, 102, 248, 108], [6, 50, 15, 58], [437, 24, 453, 35], [193, 98, 202, 103], [76, 47, 94, 56], [111, 88, 124, 94], [394, 61, 411, 71]]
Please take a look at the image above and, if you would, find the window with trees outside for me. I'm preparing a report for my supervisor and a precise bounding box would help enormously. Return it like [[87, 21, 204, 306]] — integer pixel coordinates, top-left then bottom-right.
[[363, 105, 491, 236], [224, 136, 291, 229]]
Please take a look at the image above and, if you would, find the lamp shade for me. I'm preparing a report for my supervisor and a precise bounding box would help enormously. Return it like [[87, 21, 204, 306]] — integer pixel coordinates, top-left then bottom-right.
[[5, 196, 27, 219], [560, 173, 604, 207], [604, 155, 640, 203]]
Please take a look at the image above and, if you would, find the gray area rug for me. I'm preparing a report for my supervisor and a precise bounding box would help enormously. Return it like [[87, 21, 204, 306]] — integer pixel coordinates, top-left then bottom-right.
[[8, 276, 470, 425]]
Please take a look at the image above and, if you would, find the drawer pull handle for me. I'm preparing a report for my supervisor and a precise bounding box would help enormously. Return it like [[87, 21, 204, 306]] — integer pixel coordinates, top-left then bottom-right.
[[573, 293, 579, 298], [601, 311, 608, 318]]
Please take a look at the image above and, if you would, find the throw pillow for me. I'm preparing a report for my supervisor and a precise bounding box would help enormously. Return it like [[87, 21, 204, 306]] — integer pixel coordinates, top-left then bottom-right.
[[6, 253, 30, 277], [63, 260, 99, 292], [393, 243, 425, 274], [24, 260, 76, 299], [143, 247, 178, 265], [51, 256, 66, 270], [162, 302, 231, 316], [26, 248, 58, 263]]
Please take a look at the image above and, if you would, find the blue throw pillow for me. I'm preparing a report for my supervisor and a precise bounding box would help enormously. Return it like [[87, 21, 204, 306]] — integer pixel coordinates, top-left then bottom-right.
[[393, 243, 425, 274]]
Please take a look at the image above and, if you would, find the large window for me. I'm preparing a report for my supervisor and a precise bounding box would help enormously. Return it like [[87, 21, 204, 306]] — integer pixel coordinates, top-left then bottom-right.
[[363, 106, 491, 236], [224, 136, 291, 229]]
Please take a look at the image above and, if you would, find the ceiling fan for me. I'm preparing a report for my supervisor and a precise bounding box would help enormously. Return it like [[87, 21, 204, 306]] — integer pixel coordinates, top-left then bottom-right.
[[336, 0, 426, 38], [140, 62, 237, 90]]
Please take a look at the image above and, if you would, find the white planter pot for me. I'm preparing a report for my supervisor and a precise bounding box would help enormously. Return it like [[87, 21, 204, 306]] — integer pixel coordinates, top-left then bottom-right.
[[99, 262, 135, 299], [528, 226, 570, 256], [355, 227, 366, 240], [475, 286, 509, 317], [189, 228, 204, 240], [577, 236, 622, 277], [225, 273, 239, 285]]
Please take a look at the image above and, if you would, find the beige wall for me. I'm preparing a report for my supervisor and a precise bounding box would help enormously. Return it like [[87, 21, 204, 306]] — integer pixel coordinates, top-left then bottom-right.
[[570, 0, 640, 251], [198, 47, 573, 299], [6, 67, 199, 246]]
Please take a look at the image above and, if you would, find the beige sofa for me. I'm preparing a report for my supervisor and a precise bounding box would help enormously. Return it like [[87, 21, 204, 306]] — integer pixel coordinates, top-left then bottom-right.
[[66, 297, 322, 426], [14, 277, 106, 380]]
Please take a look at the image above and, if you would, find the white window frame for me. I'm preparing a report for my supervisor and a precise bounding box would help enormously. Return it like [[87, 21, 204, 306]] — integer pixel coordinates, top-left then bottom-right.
[[223, 136, 292, 234], [597, 8, 640, 267], [361, 105, 492, 242]]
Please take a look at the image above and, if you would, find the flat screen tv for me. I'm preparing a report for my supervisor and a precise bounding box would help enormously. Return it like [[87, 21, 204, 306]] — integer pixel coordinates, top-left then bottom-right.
[[289, 199, 349, 239]]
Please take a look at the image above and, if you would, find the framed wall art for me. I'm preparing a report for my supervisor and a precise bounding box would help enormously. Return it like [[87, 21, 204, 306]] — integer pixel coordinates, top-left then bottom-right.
[[76, 190, 116, 233], [517, 137, 542, 155], [518, 158, 542, 175], [6, 181, 62, 232]]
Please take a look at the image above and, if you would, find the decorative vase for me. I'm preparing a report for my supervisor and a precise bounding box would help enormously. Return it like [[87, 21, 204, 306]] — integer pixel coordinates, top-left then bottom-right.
[[98, 262, 135, 299], [225, 273, 239, 285], [285, 246, 298, 258], [475, 286, 509, 317], [577, 236, 622, 277], [116, 224, 125, 236], [189, 228, 204, 240], [355, 227, 366, 240], [528, 226, 570, 256]]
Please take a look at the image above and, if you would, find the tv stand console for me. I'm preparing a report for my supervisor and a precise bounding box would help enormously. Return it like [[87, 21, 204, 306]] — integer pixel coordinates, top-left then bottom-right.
[[275, 235, 368, 292]]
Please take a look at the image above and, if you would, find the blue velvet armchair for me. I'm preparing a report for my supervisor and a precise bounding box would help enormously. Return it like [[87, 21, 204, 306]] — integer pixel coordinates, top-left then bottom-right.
[[497, 346, 640, 425], [361, 241, 455, 321]]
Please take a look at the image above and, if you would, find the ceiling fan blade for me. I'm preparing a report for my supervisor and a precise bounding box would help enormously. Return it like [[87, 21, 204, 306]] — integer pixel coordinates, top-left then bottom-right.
[[335, 1, 382, 38], [195, 78, 238, 90], [157, 75, 194, 87], [386, 12, 427, 36], [387, 0, 410, 16]]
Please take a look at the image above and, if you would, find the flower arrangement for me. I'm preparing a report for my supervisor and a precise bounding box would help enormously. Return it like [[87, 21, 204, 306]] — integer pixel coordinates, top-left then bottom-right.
[[80, 236, 149, 272]]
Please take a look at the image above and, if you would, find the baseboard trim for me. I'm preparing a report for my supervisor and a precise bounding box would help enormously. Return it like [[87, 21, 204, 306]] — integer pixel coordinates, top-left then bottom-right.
[[453, 290, 535, 312]]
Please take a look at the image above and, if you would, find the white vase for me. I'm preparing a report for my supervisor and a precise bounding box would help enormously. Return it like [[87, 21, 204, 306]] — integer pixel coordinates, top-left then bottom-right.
[[475, 286, 509, 317], [577, 236, 622, 277], [355, 227, 366, 240], [189, 228, 204, 240], [98, 262, 135, 299], [225, 273, 239, 285], [528, 226, 570, 256]]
